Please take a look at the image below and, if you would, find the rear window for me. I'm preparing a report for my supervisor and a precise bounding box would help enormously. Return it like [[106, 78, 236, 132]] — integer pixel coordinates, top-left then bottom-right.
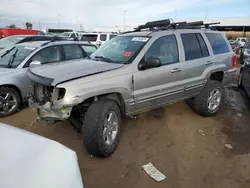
[[81, 34, 98, 42], [100, 34, 107, 41], [181, 33, 209, 61], [205, 33, 230, 55]]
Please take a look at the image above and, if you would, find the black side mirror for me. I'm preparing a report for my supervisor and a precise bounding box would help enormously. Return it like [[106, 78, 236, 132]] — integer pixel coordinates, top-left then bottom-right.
[[139, 57, 161, 70]]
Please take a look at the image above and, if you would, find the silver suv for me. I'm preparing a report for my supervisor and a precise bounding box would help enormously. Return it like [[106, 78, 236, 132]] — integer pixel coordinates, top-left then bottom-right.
[[28, 19, 236, 157]]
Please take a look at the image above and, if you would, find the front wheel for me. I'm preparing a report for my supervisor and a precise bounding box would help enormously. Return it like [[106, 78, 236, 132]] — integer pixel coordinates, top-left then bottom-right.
[[82, 100, 121, 157], [0, 87, 21, 117], [191, 80, 225, 117]]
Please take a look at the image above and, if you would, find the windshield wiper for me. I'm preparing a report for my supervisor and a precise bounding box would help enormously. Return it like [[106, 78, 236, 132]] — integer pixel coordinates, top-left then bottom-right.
[[0, 47, 15, 58], [94, 56, 115, 63], [7, 49, 18, 68]]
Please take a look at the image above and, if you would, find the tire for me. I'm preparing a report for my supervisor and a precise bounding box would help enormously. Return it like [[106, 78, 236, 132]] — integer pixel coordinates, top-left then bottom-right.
[[192, 80, 225, 117], [82, 100, 121, 157], [0, 87, 21, 118]]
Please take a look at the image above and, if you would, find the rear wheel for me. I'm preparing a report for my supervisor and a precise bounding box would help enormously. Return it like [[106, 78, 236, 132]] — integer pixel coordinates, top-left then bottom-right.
[[0, 87, 21, 117], [190, 80, 225, 117], [82, 100, 121, 157]]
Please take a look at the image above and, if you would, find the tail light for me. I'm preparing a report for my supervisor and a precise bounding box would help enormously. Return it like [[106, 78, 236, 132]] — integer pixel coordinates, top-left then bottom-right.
[[232, 54, 237, 68]]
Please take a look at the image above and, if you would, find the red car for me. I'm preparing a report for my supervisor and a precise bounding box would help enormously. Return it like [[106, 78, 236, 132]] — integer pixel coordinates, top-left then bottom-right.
[[0, 28, 43, 38]]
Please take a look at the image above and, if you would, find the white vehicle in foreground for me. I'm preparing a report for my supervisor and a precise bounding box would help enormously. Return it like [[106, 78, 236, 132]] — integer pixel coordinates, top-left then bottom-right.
[[0, 123, 84, 188]]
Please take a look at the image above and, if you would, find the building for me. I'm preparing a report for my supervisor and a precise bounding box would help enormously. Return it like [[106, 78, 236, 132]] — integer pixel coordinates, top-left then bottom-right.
[[174, 17, 250, 39]]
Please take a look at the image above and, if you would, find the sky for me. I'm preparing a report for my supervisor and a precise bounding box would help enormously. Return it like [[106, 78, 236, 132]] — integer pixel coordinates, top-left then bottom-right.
[[0, 0, 249, 30]]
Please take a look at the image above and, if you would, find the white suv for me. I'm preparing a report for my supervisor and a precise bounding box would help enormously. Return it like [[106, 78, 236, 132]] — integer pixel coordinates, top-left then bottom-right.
[[80, 33, 118, 47]]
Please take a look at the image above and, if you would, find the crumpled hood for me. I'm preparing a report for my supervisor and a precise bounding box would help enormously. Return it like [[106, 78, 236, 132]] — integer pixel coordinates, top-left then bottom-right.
[[27, 59, 124, 86]]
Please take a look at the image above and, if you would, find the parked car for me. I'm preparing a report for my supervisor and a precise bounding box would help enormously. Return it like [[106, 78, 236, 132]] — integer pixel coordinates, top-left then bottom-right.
[[80, 33, 118, 47], [239, 58, 250, 97], [236, 37, 249, 54], [58, 32, 79, 39], [0, 28, 44, 38], [0, 122, 84, 188], [0, 35, 53, 51], [0, 40, 97, 117], [239, 41, 250, 64], [28, 19, 236, 157]]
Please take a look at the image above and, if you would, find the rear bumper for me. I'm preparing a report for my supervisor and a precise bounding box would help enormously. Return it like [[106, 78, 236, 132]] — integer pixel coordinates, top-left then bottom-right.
[[223, 68, 237, 86]]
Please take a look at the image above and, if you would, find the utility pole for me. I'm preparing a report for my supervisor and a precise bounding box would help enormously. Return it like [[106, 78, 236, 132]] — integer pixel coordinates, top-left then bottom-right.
[[123, 10, 127, 32]]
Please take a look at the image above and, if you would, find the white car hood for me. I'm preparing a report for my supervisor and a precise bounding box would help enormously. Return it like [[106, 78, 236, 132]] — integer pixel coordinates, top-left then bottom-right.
[[0, 123, 83, 188]]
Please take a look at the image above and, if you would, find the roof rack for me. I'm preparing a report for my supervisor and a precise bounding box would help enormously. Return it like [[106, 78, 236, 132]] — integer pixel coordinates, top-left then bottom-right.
[[126, 19, 220, 33], [41, 36, 79, 46]]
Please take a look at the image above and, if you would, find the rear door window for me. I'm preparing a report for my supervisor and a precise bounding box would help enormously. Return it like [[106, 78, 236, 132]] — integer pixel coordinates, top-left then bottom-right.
[[100, 34, 107, 41], [205, 33, 230, 55], [181, 33, 202, 61], [81, 34, 98, 42], [31, 46, 61, 64], [196, 34, 209, 57], [63, 44, 85, 60]]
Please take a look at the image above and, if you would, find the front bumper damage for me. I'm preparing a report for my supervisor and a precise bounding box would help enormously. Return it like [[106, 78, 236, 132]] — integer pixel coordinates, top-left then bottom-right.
[[28, 96, 73, 123]]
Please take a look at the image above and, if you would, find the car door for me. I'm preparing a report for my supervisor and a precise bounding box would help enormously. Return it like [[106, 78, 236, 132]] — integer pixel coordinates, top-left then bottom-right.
[[133, 34, 186, 113], [179, 32, 212, 96]]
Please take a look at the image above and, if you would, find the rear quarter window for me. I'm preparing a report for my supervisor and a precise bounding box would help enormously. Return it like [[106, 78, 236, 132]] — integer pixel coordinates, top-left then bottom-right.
[[205, 33, 230, 55]]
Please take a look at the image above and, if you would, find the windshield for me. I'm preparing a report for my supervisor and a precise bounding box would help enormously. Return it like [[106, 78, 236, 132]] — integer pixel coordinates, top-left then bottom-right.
[[0, 45, 35, 68], [59, 32, 70, 37], [81, 34, 98, 42], [90, 36, 149, 64], [0, 36, 24, 49]]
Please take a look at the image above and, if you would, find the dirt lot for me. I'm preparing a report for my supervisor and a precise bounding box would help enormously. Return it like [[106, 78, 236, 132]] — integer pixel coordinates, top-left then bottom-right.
[[1, 70, 250, 188]]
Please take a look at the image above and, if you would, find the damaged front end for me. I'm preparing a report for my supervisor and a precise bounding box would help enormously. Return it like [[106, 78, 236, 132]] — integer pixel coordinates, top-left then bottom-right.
[[28, 83, 72, 123]]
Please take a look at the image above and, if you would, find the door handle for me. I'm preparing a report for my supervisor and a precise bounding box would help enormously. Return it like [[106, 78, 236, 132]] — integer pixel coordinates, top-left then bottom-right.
[[205, 61, 213, 65], [170, 68, 182, 73]]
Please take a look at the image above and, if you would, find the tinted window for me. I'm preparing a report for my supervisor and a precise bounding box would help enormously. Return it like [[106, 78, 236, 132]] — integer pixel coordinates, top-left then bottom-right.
[[100, 34, 107, 41], [110, 35, 117, 39], [81, 45, 97, 56], [145, 35, 179, 65], [71, 33, 76, 38], [31, 46, 61, 64], [196, 34, 209, 57], [0, 46, 35, 68], [181, 33, 202, 61], [205, 33, 230, 55], [81, 34, 98, 42], [63, 44, 84, 60]]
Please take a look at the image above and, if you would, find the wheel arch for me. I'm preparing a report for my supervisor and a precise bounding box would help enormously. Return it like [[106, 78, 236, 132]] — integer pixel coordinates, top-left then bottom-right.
[[0, 84, 23, 103]]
